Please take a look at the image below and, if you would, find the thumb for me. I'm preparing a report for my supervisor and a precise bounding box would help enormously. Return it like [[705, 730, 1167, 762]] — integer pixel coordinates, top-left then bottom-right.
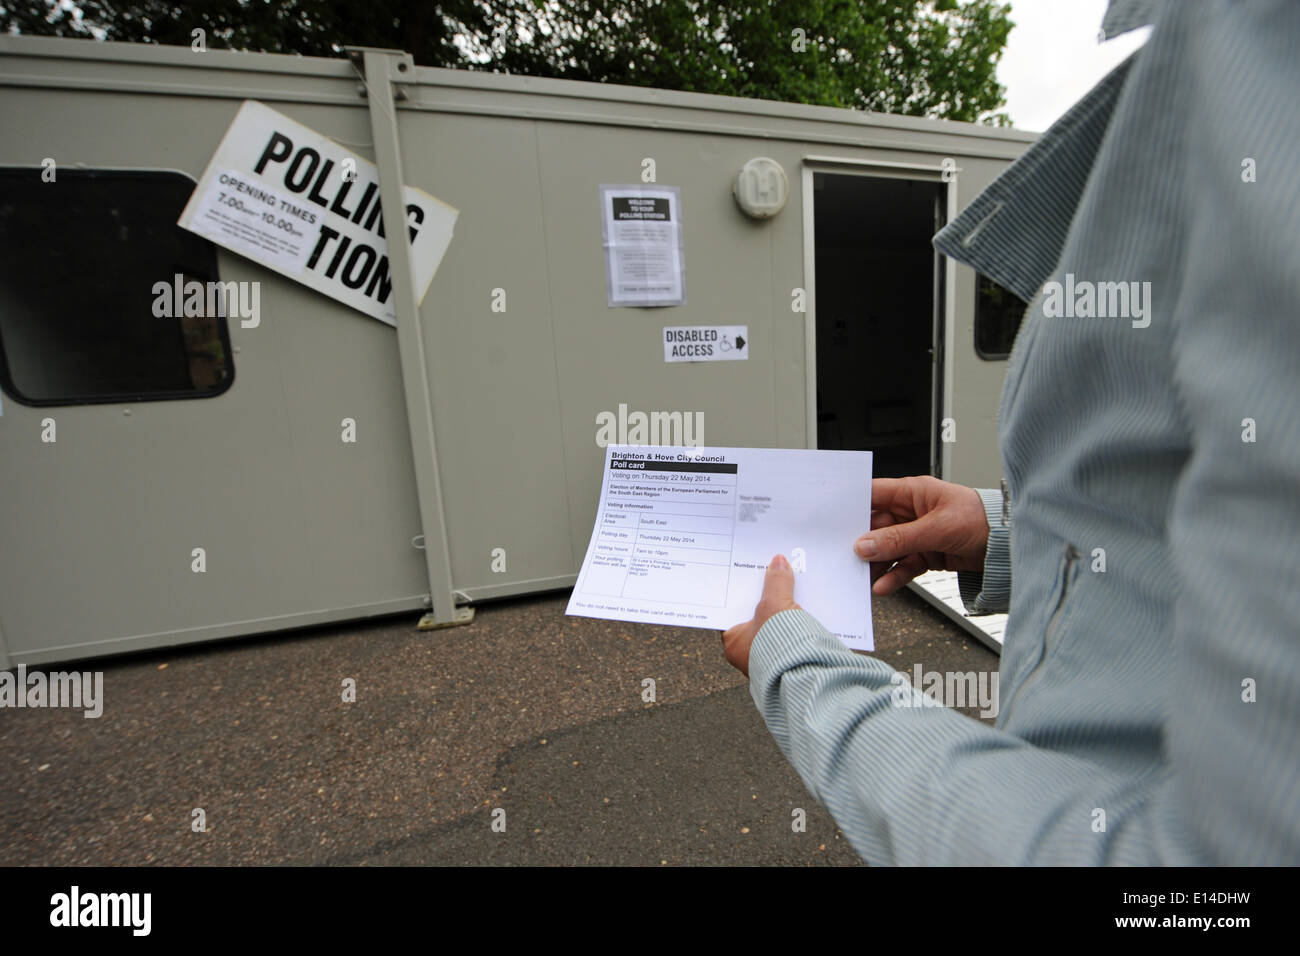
[[855, 512, 942, 563], [763, 553, 796, 605]]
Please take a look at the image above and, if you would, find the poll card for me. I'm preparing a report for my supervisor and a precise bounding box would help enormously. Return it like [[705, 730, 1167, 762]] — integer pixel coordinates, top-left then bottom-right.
[[566, 445, 874, 651]]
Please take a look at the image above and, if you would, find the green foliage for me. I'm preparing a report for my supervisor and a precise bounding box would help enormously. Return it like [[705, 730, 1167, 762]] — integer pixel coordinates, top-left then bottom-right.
[[495, 1, 1012, 122], [1, 0, 1012, 123], [0, 0, 493, 65]]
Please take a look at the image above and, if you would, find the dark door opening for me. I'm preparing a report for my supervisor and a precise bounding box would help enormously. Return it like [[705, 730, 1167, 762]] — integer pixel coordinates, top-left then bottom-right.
[[813, 172, 942, 479]]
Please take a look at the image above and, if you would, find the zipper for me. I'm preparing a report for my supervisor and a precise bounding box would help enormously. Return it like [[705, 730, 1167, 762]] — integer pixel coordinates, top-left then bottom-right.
[[1002, 542, 1079, 722]]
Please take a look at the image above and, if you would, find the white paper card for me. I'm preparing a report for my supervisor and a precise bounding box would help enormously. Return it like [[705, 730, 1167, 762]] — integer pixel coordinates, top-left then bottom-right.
[[566, 445, 874, 650]]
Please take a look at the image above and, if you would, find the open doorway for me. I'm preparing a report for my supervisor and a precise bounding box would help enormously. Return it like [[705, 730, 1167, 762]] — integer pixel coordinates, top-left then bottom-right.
[[812, 172, 943, 478]]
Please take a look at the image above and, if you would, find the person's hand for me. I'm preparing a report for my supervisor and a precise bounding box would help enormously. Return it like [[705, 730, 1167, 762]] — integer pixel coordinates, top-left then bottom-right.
[[721, 554, 802, 677], [857, 477, 990, 595]]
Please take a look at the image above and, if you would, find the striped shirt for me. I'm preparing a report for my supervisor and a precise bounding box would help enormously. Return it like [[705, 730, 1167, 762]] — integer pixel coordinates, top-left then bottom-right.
[[749, 0, 1300, 864]]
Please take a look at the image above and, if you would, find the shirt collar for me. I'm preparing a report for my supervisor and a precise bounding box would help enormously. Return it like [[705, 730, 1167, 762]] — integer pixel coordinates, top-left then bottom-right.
[[1101, 0, 1161, 40], [931, 0, 1161, 301]]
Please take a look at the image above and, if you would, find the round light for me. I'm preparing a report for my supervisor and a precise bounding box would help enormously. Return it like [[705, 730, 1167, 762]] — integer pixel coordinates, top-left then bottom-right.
[[733, 157, 789, 219]]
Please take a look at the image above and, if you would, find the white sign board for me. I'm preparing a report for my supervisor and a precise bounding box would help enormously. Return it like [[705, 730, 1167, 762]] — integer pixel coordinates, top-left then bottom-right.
[[179, 101, 457, 326], [567, 445, 874, 650], [664, 325, 748, 363], [599, 184, 685, 307]]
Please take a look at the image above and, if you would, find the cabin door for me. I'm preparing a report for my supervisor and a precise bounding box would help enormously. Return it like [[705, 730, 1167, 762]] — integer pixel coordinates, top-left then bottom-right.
[[809, 170, 945, 479]]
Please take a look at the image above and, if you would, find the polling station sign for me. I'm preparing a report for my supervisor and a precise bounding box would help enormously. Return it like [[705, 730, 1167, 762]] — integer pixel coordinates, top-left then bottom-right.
[[600, 184, 685, 308], [179, 100, 457, 326]]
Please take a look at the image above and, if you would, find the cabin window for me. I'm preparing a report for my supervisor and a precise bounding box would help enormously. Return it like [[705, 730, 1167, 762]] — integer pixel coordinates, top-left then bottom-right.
[[974, 274, 1027, 360], [0, 168, 233, 406]]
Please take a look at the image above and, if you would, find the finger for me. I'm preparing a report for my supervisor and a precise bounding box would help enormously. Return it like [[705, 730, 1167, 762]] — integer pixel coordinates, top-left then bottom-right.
[[872, 553, 928, 595], [855, 511, 943, 563], [870, 510, 899, 531], [869, 478, 918, 515], [858, 512, 896, 563], [762, 553, 795, 606]]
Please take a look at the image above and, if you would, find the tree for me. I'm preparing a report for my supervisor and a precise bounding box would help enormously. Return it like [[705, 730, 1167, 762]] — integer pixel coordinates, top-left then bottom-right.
[[0, 0, 493, 66], [0, 0, 1013, 124], [494, 0, 1012, 123]]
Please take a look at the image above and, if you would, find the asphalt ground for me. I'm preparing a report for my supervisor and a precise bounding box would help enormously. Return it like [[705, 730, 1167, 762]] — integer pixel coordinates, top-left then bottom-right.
[[0, 587, 999, 866]]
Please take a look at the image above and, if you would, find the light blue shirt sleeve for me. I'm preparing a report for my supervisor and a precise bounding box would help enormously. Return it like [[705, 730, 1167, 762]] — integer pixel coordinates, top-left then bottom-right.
[[956, 487, 1011, 614], [748, 608, 1170, 864]]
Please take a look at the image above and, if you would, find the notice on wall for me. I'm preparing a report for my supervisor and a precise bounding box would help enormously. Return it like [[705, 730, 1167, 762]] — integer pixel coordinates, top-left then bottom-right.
[[566, 445, 874, 651], [178, 100, 458, 326], [599, 184, 685, 307], [664, 325, 748, 363]]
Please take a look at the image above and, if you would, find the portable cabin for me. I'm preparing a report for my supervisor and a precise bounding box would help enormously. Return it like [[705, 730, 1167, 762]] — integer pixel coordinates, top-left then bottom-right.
[[0, 35, 1036, 667]]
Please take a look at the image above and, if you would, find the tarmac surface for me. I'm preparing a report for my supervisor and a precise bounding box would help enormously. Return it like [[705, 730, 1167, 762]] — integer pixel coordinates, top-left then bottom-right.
[[0, 587, 999, 866]]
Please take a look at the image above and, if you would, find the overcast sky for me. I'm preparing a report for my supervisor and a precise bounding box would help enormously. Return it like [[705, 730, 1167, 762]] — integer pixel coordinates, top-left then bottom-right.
[[998, 0, 1152, 132]]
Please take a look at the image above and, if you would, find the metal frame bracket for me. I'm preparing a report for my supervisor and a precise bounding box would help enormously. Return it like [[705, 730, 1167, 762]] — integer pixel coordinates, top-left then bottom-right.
[[348, 45, 470, 630]]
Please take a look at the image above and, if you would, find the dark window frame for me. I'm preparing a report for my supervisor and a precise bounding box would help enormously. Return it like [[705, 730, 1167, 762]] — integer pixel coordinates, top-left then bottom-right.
[[973, 273, 1029, 361], [0, 166, 236, 407]]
